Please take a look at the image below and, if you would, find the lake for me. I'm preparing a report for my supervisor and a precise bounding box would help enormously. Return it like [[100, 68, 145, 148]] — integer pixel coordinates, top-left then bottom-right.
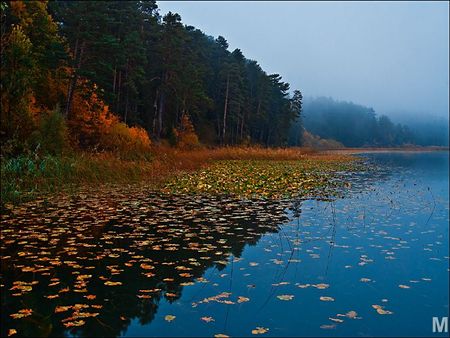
[[1, 151, 448, 337]]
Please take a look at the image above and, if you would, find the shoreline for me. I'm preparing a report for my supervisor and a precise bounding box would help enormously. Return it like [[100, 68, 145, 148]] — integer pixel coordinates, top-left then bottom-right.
[[322, 146, 449, 154], [1, 146, 446, 206]]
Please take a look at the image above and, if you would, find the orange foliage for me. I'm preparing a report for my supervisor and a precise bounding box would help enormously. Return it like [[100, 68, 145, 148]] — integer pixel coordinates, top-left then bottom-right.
[[69, 80, 118, 148], [100, 122, 151, 157], [174, 114, 200, 149], [69, 79, 151, 156]]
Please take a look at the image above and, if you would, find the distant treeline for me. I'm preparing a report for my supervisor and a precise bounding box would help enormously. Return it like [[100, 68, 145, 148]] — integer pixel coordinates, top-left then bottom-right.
[[289, 97, 448, 147]]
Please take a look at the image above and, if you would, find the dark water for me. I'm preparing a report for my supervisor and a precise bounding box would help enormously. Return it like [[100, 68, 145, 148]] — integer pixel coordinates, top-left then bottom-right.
[[1, 152, 448, 337]]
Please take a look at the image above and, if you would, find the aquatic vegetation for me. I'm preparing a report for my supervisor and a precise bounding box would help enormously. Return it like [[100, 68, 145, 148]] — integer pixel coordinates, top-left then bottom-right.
[[0, 190, 289, 336], [163, 158, 360, 199], [0, 152, 448, 337]]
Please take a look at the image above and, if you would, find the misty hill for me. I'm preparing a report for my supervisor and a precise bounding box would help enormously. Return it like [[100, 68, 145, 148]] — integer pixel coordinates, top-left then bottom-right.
[[389, 113, 449, 147], [291, 97, 447, 147]]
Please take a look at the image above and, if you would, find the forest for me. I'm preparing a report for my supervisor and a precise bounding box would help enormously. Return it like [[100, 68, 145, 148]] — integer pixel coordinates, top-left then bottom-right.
[[290, 97, 415, 148], [1, 0, 304, 158], [290, 97, 449, 148], [2, 0, 441, 161]]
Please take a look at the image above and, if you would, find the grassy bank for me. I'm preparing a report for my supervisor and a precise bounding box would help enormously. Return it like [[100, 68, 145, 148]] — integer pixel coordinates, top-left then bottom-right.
[[1, 146, 357, 206]]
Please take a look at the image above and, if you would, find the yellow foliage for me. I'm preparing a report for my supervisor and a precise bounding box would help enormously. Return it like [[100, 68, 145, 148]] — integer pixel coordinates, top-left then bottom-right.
[[100, 122, 151, 158]]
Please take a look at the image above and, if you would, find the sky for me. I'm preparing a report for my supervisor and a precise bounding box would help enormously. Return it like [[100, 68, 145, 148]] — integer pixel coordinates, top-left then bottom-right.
[[157, 1, 449, 121]]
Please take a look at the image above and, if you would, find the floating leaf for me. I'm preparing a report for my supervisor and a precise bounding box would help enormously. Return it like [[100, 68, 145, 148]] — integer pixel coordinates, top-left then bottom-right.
[[329, 317, 344, 323], [297, 284, 310, 289], [55, 306, 72, 313], [63, 320, 85, 327], [320, 296, 335, 302], [313, 283, 329, 289], [237, 296, 250, 303], [10, 309, 32, 319], [104, 281, 122, 286], [200, 316, 215, 323], [277, 294, 294, 301], [372, 304, 393, 315], [345, 311, 358, 319], [252, 327, 269, 335], [164, 315, 176, 322]]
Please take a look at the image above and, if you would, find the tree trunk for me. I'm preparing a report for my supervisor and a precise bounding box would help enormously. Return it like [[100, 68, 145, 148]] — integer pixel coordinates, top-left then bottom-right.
[[240, 113, 244, 140], [112, 65, 117, 94], [64, 38, 85, 119], [116, 70, 122, 113], [124, 60, 129, 124], [222, 73, 229, 144], [157, 91, 164, 138]]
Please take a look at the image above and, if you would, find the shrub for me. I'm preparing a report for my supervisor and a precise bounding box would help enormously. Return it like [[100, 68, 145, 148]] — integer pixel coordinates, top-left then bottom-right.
[[174, 114, 200, 149], [33, 107, 69, 155], [302, 130, 344, 150], [99, 122, 151, 159]]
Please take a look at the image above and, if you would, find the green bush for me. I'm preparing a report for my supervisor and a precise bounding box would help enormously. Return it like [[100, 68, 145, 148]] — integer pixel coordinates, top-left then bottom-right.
[[32, 107, 69, 155]]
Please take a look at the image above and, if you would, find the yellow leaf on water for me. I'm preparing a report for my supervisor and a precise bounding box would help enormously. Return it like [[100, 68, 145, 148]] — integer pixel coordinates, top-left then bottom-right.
[[166, 292, 178, 297], [104, 281, 122, 286], [372, 304, 393, 315], [345, 310, 358, 319], [200, 316, 215, 323], [320, 296, 335, 302], [329, 317, 344, 323], [237, 296, 250, 303], [297, 284, 310, 288], [10, 309, 32, 319], [276, 294, 294, 301], [55, 306, 72, 313], [164, 315, 176, 322], [313, 283, 329, 289], [140, 263, 154, 270], [8, 329, 17, 336], [46, 294, 59, 299], [63, 320, 85, 327], [252, 327, 269, 335]]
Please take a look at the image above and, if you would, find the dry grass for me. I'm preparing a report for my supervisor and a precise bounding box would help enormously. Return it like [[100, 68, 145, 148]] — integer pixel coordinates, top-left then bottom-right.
[[1, 146, 356, 205], [147, 146, 345, 181]]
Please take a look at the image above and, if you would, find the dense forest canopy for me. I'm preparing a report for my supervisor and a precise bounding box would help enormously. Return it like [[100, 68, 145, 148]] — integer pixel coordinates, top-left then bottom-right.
[[0, 0, 302, 157], [0, 0, 447, 158]]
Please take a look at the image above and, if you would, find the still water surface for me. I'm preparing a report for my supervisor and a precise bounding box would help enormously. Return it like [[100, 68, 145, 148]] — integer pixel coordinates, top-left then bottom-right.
[[1, 152, 448, 337]]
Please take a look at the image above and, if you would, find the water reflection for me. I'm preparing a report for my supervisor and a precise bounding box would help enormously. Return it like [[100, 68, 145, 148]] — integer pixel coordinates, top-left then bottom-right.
[[1, 193, 290, 337], [1, 152, 448, 337]]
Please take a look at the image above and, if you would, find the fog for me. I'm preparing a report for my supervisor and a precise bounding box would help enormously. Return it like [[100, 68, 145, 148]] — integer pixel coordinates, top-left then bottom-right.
[[157, 1, 449, 121]]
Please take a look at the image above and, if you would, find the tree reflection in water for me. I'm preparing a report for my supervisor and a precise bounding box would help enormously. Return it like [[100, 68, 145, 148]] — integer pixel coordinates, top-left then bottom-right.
[[1, 192, 290, 337]]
